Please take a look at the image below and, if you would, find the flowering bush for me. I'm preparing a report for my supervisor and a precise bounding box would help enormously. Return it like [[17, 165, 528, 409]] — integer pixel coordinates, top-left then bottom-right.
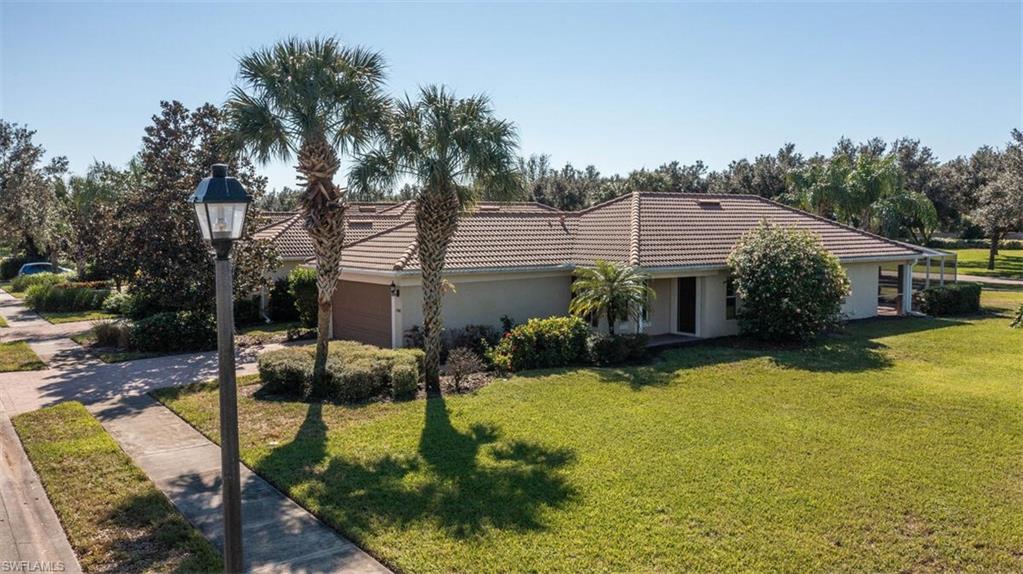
[[727, 222, 850, 342]]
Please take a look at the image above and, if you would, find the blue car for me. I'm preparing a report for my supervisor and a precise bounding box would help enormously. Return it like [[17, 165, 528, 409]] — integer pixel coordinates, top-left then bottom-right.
[[16, 262, 72, 277]]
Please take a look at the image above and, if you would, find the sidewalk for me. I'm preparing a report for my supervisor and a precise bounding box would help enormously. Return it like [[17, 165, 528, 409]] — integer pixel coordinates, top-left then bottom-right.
[[0, 290, 390, 573]]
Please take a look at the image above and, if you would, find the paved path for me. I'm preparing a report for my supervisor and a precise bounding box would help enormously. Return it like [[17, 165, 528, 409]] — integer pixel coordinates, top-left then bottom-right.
[[0, 290, 389, 573]]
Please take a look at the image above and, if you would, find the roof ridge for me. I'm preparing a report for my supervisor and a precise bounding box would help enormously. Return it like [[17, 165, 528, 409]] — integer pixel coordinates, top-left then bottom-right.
[[628, 191, 641, 267], [575, 192, 632, 215], [754, 195, 928, 256], [342, 219, 416, 249], [394, 237, 418, 271]]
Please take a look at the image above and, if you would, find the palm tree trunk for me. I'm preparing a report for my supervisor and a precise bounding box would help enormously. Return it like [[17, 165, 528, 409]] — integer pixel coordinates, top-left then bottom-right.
[[416, 188, 460, 394], [297, 137, 345, 382]]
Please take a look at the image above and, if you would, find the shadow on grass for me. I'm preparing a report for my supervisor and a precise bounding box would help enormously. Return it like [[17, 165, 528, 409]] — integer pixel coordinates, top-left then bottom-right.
[[254, 396, 577, 542]]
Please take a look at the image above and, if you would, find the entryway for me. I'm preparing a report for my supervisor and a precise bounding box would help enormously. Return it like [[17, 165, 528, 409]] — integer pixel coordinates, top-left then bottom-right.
[[676, 277, 697, 335]]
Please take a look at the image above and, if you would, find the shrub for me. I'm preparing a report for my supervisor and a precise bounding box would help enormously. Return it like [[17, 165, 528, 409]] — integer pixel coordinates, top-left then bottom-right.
[[446, 347, 485, 392], [123, 292, 160, 320], [127, 311, 216, 353], [258, 348, 313, 396], [102, 291, 131, 314], [25, 284, 110, 312], [0, 255, 33, 280], [256, 341, 423, 402], [727, 222, 850, 342], [233, 296, 261, 326], [267, 278, 299, 322], [488, 316, 589, 371], [92, 320, 130, 348], [914, 284, 982, 316], [447, 324, 502, 359], [65, 280, 113, 290], [1011, 304, 1023, 329], [287, 268, 318, 328], [11, 272, 68, 293], [587, 333, 649, 366]]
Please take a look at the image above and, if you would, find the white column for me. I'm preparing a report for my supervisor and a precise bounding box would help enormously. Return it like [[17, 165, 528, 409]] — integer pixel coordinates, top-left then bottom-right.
[[901, 262, 914, 315]]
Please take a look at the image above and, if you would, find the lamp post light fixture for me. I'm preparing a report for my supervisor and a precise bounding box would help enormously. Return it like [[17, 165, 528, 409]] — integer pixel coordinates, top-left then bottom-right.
[[188, 163, 250, 573]]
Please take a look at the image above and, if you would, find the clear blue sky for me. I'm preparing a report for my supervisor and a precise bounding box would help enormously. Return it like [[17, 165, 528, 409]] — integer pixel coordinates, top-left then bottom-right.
[[2, 2, 1020, 192]]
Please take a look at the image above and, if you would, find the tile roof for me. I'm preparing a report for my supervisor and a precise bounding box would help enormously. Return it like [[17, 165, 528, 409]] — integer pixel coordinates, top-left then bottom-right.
[[284, 192, 923, 273], [253, 202, 414, 259]]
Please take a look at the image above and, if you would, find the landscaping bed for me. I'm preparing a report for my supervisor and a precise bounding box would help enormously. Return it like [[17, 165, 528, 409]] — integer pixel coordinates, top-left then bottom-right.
[[12, 402, 222, 573], [0, 340, 45, 371], [152, 291, 1023, 573], [41, 310, 117, 324]]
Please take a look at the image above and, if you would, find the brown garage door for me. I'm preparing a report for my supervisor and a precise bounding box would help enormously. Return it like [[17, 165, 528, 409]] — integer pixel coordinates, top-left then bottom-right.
[[332, 280, 392, 347]]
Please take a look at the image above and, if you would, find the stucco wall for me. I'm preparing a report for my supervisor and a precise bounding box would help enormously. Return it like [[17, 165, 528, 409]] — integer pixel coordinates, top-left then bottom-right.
[[647, 278, 673, 334], [841, 262, 881, 320], [698, 270, 739, 338], [398, 274, 573, 339]]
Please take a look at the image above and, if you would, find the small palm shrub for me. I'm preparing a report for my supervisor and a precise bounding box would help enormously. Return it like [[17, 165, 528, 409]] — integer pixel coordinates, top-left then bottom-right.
[[446, 347, 485, 392], [488, 316, 590, 371], [569, 261, 654, 336], [287, 268, 318, 328], [915, 284, 982, 316], [727, 222, 850, 342]]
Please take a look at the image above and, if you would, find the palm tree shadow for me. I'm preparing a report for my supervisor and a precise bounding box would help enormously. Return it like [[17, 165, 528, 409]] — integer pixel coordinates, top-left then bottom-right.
[[255, 396, 577, 544]]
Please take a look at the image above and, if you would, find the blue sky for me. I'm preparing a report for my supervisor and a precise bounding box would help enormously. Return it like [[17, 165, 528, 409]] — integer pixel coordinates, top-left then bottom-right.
[[2, 2, 1020, 192]]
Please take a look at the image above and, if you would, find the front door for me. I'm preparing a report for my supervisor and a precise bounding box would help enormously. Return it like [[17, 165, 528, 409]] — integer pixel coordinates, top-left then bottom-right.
[[677, 277, 696, 334]]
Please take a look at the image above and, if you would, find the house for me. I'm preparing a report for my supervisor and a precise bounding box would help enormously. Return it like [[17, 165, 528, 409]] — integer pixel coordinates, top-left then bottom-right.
[[263, 192, 925, 348]]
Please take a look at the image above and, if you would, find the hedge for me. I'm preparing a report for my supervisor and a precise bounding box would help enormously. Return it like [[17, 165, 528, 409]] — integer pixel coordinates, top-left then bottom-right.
[[587, 333, 649, 366], [914, 283, 982, 316], [258, 340, 424, 402], [127, 311, 216, 353], [25, 284, 110, 312], [267, 278, 299, 322], [488, 316, 589, 371], [11, 272, 69, 293], [287, 268, 318, 328]]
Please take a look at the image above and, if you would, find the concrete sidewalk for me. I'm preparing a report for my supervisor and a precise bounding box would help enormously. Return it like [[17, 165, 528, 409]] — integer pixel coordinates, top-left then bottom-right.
[[0, 289, 390, 573]]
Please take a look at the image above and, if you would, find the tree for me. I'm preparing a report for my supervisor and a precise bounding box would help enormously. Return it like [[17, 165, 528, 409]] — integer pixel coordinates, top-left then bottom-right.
[[0, 120, 68, 258], [63, 161, 123, 277], [727, 222, 850, 342], [971, 131, 1023, 269], [228, 37, 388, 382], [256, 186, 303, 211], [707, 144, 804, 198], [117, 101, 278, 313], [352, 85, 519, 393], [569, 260, 654, 336]]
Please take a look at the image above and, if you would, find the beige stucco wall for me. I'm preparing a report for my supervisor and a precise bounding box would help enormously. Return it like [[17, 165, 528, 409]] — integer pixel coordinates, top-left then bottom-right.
[[647, 278, 673, 334], [397, 273, 573, 340], [698, 270, 739, 338]]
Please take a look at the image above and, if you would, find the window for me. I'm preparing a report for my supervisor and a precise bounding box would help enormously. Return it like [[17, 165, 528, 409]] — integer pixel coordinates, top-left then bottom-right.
[[725, 277, 737, 320]]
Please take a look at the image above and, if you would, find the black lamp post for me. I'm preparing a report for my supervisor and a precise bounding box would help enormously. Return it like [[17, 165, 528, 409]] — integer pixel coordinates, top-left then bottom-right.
[[188, 163, 250, 573]]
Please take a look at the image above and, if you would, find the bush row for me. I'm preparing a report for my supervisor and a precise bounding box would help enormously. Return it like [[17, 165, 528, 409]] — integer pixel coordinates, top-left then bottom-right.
[[914, 284, 982, 316], [258, 341, 423, 402], [91, 311, 217, 354], [11, 272, 70, 293], [403, 323, 503, 363], [25, 284, 111, 312]]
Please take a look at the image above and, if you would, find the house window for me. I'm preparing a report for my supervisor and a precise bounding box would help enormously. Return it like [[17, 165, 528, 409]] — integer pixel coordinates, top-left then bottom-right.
[[725, 277, 737, 320]]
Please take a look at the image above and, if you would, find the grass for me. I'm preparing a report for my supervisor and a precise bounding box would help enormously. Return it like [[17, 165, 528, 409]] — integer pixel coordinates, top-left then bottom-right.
[[40, 310, 117, 324], [0, 281, 27, 299], [237, 320, 301, 344], [925, 248, 1023, 279], [0, 340, 45, 371], [0, 314, 7, 327], [12, 402, 222, 573], [154, 292, 1023, 573], [70, 331, 163, 364]]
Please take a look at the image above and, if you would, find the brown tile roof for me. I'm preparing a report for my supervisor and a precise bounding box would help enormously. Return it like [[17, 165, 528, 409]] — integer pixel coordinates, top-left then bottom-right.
[[253, 202, 414, 259], [289, 192, 923, 273]]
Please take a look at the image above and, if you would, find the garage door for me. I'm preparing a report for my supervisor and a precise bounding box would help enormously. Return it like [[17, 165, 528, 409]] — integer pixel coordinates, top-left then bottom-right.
[[332, 280, 392, 347]]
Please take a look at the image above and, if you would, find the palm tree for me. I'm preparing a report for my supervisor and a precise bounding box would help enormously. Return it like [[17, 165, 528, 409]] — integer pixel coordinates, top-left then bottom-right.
[[227, 37, 388, 381], [351, 85, 519, 393], [569, 260, 654, 336]]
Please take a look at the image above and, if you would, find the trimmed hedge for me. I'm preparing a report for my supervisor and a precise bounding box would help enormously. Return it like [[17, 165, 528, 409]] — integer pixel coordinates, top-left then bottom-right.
[[257, 340, 424, 402], [587, 333, 649, 366], [488, 316, 589, 371], [287, 268, 318, 328], [25, 284, 110, 312], [915, 284, 982, 316], [127, 311, 216, 353]]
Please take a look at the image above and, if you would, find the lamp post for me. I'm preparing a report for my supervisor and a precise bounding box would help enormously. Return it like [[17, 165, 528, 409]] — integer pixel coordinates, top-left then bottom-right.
[[188, 163, 250, 573]]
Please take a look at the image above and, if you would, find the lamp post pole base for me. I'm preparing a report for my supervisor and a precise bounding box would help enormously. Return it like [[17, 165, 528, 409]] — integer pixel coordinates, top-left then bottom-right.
[[215, 250, 244, 573]]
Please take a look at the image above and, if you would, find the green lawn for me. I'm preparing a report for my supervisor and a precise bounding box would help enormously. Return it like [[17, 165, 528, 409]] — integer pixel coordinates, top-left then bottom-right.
[[40, 310, 117, 324], [925, 248, 1023, 279], [12, 402, 222, 573], [0, 281, 27, 298], [155, 292, 1023, 573], [237, 320, 302, 344], [0, 314, 7, 327], [0, 340, 45, 371]]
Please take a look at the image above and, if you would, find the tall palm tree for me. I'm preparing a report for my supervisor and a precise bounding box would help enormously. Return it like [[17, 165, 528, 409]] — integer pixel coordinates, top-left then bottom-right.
[[351, 85, 519, 393], [569, 260, 654, 336], [227, 37, 388, 381]]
